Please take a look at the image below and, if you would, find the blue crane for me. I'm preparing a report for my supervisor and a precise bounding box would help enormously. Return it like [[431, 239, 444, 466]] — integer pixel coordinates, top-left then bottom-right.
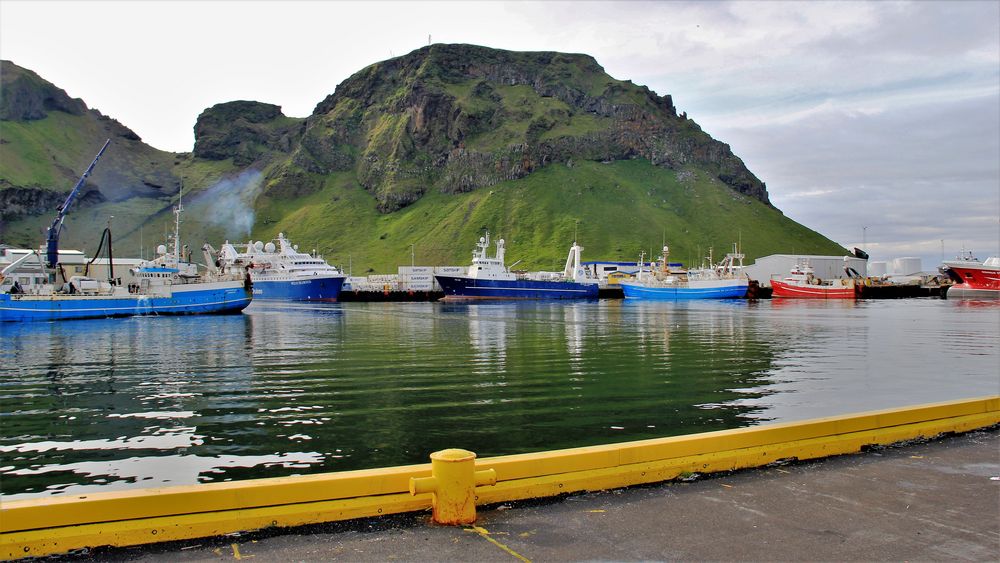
[[45, 139, 111, 268]]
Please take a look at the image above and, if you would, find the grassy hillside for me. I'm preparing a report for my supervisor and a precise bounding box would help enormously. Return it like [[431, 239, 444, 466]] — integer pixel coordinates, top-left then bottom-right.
[[248, 159, 844, 273], [5, 159, 842, 272]]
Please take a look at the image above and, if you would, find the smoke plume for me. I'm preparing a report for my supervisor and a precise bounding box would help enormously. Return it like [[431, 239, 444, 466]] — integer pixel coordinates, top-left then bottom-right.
[[191, 170, 264, 237]]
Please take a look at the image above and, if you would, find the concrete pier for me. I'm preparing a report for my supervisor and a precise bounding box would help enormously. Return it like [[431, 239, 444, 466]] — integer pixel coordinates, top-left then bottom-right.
[[87, 427, 999, 561]]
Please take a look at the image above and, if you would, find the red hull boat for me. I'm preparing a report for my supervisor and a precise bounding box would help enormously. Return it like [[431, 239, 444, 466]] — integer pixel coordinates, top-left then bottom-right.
[[771, 261, 858, 299], [942, 254, 1000, 299]]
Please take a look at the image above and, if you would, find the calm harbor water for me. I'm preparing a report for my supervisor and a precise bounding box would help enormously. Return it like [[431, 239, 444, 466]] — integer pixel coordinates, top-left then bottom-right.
[[1, 298, 997, 501]]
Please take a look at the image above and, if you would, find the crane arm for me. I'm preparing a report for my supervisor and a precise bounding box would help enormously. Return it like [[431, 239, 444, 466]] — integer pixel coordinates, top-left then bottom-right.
[[45, 139, 111, 267]]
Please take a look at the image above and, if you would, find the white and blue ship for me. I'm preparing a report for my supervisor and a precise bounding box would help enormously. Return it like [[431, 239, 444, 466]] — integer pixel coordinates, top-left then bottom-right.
[[620, 244, 749, 300], [213, 234, 346, 302], [0, 141, 252, 322], [434, 232, 599, 300], [0, 205, 252, 322]]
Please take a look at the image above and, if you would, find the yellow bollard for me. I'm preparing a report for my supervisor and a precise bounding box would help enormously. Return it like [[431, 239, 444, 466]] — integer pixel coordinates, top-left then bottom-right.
[[409, 448, 497, 525]]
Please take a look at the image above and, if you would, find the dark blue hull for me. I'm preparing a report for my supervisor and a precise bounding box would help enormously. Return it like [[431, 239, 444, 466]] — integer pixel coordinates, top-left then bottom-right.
[[251, 276, 345, 302], [0, 285, 251, 322], [435, 275, 599, 300]]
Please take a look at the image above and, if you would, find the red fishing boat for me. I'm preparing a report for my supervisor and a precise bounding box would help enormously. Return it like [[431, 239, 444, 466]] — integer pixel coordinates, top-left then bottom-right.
[[941, 253, 1000, 299], [770, 261, 858, 299]]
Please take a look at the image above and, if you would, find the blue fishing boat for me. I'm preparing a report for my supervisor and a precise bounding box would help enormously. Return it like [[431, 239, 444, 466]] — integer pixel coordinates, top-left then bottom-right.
[[435, 232, 599, 300], [620, 244, 749, 300], [210, 233, 346, 302], [0, 141, 252, 322]]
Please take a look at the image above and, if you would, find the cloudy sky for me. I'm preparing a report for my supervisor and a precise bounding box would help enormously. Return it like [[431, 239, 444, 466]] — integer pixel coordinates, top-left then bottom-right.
[[2, 1, 997, 268]]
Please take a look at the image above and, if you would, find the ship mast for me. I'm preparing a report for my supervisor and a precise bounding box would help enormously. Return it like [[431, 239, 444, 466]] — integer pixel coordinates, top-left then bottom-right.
[[173, 186, 184, 265]]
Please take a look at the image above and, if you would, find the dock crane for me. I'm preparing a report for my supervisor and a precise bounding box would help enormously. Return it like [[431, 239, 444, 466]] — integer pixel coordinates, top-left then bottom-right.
[[45, 139, 111, 268]]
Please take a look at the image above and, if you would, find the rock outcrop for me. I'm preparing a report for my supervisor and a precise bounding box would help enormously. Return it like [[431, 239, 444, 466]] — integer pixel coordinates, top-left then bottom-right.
[[0, 60, 87, 121], [292, 44, 769, 212], [193, 101, 303, 166]]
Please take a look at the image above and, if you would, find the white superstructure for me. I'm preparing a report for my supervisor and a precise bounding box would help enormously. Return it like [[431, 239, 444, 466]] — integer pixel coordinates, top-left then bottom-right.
[[214, 233, 344, 284]]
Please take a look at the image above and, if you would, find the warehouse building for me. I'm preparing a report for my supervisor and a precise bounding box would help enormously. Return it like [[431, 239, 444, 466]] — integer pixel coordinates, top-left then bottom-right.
[[744, 254, 868, 287]]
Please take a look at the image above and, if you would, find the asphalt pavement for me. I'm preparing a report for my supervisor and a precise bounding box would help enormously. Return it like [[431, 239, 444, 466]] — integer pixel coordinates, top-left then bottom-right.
[[89, 427, 999, 562]]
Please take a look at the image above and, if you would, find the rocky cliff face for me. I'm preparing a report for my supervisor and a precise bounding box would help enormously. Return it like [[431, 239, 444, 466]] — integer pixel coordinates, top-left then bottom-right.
[[0, 60, 141, 140], [193, 101, 303, 166], [273, 44, 769, 212], [0, 60, 87, 121], [3, 46, 775, 246], [0, 180, 104, 221]]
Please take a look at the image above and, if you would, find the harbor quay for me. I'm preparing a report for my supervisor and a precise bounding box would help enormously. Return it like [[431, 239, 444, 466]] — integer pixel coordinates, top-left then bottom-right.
[[3, 397, 997, 559], [93, 425, 1000, 562]]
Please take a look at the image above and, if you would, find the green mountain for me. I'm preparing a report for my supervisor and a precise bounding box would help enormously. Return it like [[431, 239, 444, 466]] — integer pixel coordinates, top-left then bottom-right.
[[0, 46, 845, 271]]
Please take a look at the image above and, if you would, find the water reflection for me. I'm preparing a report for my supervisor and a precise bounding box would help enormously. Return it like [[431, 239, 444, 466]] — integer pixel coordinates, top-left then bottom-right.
[[465, 304, 510, 376], [2, 299, 996, 500], [734, 299, 999, 419]]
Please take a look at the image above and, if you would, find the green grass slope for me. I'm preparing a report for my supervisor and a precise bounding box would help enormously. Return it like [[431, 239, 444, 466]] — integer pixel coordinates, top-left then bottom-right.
[[249, 159, 844, 273], [3, 146, 844, 274]]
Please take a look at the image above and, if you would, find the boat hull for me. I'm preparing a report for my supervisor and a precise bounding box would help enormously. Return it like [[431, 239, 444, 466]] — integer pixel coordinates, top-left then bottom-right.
[[945, 284, 1000, 300], [0, 283, 251, 322], [771, 279, 856, 299], [942, 263, 1000, 293], [251, 275, 345, 302], [435, 275, 599, 300], [620, 280, 748, 300]]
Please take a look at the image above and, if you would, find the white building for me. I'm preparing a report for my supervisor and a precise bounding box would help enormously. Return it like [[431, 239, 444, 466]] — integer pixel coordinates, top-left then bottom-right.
[[0, 246, 89, 287], [744, 254, 868, 287]]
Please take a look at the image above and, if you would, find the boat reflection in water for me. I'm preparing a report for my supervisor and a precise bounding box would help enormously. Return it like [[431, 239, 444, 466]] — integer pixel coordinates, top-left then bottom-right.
[[2, 299, 997, 500], [0, 315, 324, 501]]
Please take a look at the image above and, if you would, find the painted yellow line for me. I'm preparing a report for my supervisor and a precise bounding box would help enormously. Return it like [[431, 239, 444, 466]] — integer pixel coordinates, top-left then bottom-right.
[[465, 526, 532, 563], [1, 396, 997, 559]]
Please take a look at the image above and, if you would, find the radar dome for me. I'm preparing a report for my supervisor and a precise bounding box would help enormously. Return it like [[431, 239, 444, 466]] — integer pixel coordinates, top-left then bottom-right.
[[254, 241, 264, 251], [264, 242, 276, 253], [479, 237, 486, 244], [156, 244, 167, 255]]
